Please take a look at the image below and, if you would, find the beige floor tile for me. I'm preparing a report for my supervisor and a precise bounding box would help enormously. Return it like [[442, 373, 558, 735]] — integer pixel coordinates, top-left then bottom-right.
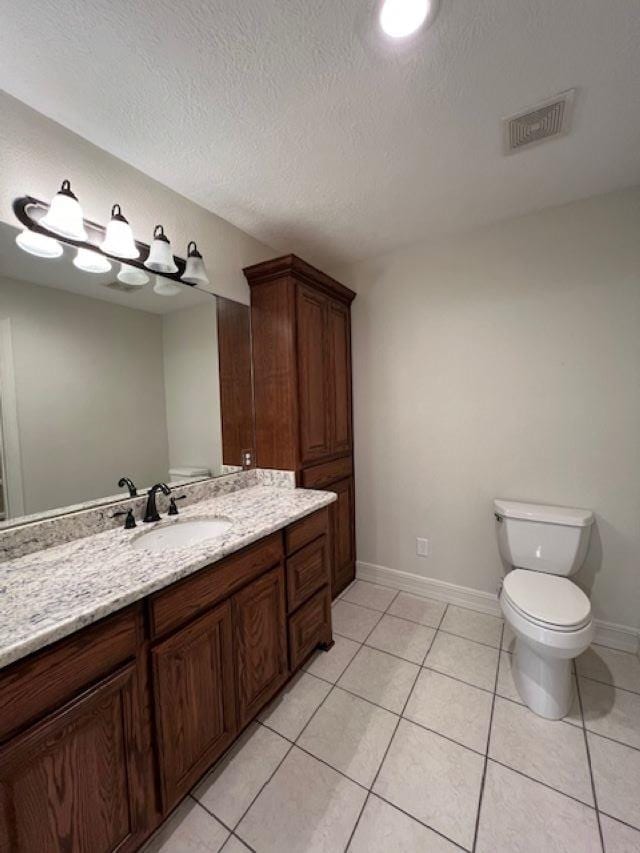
[[366, 613, 435, 664], [348, 794, 460, 852], [298, 687, 397, 786], [338, 645, 419, 713], [476, 762, 601, 853], [220, 838, 251, 853], [404, 668, 493, 753], [387, 592, 447, 628], [579, 677, 640, 749], [373, 719, 484, 850], [332, 600, 382, 641], [440, 605, 503, 648], [600, 814, 640, 853], [143, 798, 229, 853], [237, 747, 367, 853], [496, 651, 521, 703], [193, 723, 289, 828], [258, 671, 331, 740], [588, 732, 640, 829], [341, 580, 398, 612], [303, 634, 361, 683], [425, 632, 499, 691], [577, 644, 640, 693], [489, 697, 594, 805]]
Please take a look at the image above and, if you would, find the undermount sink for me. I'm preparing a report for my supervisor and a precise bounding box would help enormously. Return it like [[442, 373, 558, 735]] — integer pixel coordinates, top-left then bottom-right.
[[131, 517, 232, 552]]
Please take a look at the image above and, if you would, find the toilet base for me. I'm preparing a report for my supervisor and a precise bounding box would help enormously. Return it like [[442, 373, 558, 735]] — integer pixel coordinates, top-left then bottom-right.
[[513, 639, 574, 720]]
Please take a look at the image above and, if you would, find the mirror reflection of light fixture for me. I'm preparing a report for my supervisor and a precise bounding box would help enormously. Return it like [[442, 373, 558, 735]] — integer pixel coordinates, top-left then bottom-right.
[[40, 180, 88, 241], [16, 229, 63, 259], [73, 247, 112, 274], [117, 263, 149, 287], [144, 225, 178, 274], [101, 204, 139, 259], [153, 275, 182, 296], [181, 241, 209, 286]]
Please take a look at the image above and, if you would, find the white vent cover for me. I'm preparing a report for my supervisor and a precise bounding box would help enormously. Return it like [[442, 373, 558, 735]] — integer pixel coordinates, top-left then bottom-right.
[[504, 89, 575, 154]]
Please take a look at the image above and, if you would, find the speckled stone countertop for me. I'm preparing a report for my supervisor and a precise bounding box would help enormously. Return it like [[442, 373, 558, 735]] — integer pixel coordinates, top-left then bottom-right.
[[0, 485, 336, 670]]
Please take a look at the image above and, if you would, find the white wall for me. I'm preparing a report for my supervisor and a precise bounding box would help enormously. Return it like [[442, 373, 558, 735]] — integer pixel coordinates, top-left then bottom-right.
[[342, 188, 640, 630], [1, 274, 170, 515], [162, 303, 222, 478], [0, 92, 273, 304]]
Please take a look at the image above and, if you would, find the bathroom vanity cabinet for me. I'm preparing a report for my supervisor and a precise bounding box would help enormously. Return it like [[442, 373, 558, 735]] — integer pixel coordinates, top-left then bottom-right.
[[245, 255, 357, 596], [0, 507, 331, 852]]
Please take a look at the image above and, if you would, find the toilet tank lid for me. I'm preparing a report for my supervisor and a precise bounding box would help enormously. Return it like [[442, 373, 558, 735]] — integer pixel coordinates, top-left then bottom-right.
[[494, 499, 593, 528]]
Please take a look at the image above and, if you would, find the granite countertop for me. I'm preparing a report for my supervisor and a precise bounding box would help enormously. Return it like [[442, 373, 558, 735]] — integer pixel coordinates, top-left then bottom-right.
[[0, 485, 336, 670]]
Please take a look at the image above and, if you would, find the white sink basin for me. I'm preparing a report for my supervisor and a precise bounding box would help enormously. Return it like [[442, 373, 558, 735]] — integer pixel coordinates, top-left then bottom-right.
[[131, 517, 232, 552]]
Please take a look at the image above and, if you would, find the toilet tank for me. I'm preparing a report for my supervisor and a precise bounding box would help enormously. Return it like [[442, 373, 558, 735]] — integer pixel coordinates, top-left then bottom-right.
[[494, 499, 593, 576]]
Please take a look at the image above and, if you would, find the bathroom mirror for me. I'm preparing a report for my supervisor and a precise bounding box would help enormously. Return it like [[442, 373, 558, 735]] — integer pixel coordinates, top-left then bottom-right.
[[0, 220, 255, 527]]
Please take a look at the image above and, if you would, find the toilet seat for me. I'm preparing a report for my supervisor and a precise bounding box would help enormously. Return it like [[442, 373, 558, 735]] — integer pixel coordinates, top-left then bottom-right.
[[502, 570, 591, 632]]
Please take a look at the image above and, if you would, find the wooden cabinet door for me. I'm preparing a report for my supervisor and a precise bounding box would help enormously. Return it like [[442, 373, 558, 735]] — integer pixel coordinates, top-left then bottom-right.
[[296, 285, 331, 464], [330, 476, 356, 597], [0, 664, 146, 853], [152, 601, 237, 811], [233, 565, 288, 728], [328, 300, 352, 456]]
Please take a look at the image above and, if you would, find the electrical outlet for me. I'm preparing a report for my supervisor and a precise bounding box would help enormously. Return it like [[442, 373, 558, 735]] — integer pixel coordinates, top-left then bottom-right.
[[416, 537, 430, 557]]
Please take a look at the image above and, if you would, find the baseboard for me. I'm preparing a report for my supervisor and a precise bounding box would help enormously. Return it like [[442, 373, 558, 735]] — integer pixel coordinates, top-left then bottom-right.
[[356, 560, 640, 655]]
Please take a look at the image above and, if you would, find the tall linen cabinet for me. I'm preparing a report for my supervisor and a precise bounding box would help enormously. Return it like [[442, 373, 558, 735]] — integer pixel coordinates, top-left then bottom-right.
[[244, 255, 356, 596]]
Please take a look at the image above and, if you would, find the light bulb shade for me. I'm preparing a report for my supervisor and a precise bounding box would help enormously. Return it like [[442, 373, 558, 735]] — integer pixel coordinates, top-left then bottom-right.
[[73, 247, 112, 274], [40, 180, 88, 241], [181, 240, 209, 286], [101, 204, 139, 259], [16, 229, 63, 259], [144, 225, 178, 273], [153, 275, 182, 296], [117, 263, 149, 286]]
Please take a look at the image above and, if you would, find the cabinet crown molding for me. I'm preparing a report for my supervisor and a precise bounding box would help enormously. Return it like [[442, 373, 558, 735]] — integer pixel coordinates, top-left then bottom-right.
[[244, 254, 356, 305]]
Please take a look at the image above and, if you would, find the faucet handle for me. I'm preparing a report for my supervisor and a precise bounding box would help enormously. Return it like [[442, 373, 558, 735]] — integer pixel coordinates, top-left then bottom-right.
[[168, 495, 187, 516], [110, 508, 137, 529]]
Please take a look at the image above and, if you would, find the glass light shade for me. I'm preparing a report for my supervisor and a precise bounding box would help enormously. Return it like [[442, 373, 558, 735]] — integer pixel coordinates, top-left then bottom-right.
[[40, 179, 88, 241], [16, 229, 63, 259], [181, 240, 209, 286], [73, 247, 112, 274], [144, 225, 178, 273], [379, 0, 430, 37], [101, 204, 139, 259], [153, 275, 182, 296], [117, 263, 149, 287]]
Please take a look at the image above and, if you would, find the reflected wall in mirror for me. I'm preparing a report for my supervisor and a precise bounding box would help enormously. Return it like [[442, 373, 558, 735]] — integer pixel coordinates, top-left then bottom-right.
[[0, 220, 255, 527]]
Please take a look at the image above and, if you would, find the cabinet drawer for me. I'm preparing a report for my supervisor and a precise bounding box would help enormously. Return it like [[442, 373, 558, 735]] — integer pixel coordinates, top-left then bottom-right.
[[301, 456, 353, 488], [288, 586, 331, 671], [285, 506, 329, 555], [286, 536, 329, 612], [149, 534, 283, 639]]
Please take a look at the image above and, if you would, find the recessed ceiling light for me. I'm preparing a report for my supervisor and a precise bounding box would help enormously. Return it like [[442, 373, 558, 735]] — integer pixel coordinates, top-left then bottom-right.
[[379, 0, 437, 38]]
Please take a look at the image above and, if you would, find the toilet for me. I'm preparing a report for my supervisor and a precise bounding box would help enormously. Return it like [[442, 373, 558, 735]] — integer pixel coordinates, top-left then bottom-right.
[[494, 499, 594, 720]]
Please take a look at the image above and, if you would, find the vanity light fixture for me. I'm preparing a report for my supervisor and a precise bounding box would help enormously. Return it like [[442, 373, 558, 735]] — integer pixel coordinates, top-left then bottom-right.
[[101, 204, 139, 259], [15, 229, 63, 259], [40, 180, 88, 241], [117, 263, 149, 286], [73, 247, 112, 274], [181, 241, 209, 286], [379, 0, 438, 38], [153, 275, 182, 296], [144, 225, 178, 274]]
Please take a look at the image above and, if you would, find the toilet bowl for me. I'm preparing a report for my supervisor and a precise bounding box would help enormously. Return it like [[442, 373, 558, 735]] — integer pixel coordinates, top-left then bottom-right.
[[494, 499, 594, 719]]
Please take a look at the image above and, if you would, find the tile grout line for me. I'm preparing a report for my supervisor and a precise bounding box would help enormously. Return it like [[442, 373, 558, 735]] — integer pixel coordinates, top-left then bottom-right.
[[189, 795, 258, 853], [578, 672, 640, 697], [575, 666, 606, 853]]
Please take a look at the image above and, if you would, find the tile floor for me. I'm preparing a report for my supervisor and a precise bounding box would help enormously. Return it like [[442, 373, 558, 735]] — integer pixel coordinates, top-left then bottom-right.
[[143, 579, 640, 853]]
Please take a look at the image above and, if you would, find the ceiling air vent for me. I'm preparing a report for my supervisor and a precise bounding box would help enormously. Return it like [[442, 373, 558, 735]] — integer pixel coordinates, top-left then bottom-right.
[[503, 89, 575, 154]]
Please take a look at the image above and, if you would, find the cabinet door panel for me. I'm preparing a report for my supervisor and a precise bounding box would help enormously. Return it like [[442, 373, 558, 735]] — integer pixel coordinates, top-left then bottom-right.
[[328, 301, 352, 455], [296, 285, 331, 463], [152, 602, 236, 810], [233, 565, 288, 728], [0, 665, 144, 853], [330, 477, 356, 597]]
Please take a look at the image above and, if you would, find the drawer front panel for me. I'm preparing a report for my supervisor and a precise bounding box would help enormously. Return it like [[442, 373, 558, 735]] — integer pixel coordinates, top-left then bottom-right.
[[286, 536, 329, 612], [150, 534, 283, 639], [288, 586, 331, 671], [301, 456, 353, 489], [285, 507, 328, 555]]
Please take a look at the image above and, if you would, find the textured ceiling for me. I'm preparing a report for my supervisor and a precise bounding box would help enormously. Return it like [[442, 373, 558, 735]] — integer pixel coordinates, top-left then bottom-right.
[[1, 0, 639, 267]]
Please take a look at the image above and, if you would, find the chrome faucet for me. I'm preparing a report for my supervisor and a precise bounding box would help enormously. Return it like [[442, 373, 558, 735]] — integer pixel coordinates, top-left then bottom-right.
[[143, 483, 171, 523]]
